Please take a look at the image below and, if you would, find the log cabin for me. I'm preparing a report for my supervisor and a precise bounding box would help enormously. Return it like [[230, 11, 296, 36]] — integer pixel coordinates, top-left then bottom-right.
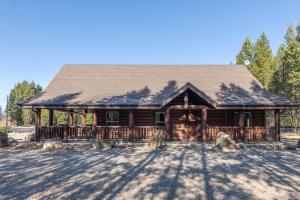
[[20, 64, 298, 142]]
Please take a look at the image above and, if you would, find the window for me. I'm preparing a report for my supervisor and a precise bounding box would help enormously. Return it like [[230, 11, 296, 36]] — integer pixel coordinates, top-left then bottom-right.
[[233, 111, 252, 127], [106, 111, 119, 126], [155, 112, 165, 126]]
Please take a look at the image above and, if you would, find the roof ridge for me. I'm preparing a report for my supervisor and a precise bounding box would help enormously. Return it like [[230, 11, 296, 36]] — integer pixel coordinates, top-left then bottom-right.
[[62, 64, 245, 67]]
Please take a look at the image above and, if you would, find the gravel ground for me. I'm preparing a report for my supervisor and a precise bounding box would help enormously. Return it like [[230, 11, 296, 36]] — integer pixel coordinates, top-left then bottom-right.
[[0, 143, 300, 200]]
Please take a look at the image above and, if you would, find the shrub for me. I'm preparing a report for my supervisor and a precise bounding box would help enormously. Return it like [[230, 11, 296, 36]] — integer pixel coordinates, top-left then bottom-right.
[[0, 127, 10, 134]]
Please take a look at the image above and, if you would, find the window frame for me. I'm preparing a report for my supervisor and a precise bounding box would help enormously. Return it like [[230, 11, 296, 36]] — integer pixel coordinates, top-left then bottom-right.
[[155, 112, 165, 127], [233, 111, 252, 127], [106, 111, 119, 126]]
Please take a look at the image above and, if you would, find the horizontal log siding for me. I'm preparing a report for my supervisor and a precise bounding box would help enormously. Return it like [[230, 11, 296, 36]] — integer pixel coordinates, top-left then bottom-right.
[[97, 110, 129, 126], [207, 110, 226, 126], [170, 110, 184, 124], [135, 110, 155, 126], [252, 110, 265, 126], [96, 110, 105, 126], [119, 110, 129, 126]]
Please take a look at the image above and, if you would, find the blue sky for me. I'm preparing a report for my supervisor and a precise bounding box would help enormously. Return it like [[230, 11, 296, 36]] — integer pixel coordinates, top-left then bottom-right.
[[0, 0, 300, 109]]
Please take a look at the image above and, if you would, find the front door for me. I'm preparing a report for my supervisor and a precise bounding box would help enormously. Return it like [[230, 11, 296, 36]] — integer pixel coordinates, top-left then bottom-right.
[[172, 111, 199, 141]]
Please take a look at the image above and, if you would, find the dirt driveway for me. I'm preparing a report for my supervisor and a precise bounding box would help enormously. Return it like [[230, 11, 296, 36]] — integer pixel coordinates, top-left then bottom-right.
[[0, 143, 299, 200]]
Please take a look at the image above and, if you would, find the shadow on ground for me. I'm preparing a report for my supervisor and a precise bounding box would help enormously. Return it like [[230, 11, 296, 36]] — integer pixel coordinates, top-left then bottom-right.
[[0, 143, 299, 200]]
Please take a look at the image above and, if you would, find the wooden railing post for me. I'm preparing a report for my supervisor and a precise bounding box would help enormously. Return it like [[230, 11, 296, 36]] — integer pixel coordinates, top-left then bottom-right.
[[63, 125, 68, 142]]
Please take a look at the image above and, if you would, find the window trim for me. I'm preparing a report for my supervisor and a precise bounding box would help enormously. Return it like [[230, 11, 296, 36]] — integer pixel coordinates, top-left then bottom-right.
[[234, 111, 252, 127], [106, 111, 119, 126], [155, 111, 165, 127]]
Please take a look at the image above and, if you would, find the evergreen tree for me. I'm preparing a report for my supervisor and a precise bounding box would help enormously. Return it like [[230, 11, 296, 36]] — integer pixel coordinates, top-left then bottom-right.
[[282, 25, 300, 100], [7, 81, 42, 126], [251, 33, 274, 88], [0, 106, 3, 119], [54, 111, 69, 125], [236, 37, 254, 67], [270, 44, 286, 96]]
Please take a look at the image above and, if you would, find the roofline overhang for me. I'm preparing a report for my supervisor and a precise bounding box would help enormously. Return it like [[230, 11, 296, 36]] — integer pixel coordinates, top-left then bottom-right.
[[21, 104, 162, 110], [216, 104, 300, 110], [21, 104, 300, 110]]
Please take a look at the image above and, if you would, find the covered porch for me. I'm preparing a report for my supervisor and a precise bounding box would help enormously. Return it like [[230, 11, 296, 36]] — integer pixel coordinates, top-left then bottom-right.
[[34, 106, 281, 143]]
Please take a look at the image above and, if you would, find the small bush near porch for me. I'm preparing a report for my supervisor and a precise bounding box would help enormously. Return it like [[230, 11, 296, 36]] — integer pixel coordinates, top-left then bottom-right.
[[0, 140, 299, 199]]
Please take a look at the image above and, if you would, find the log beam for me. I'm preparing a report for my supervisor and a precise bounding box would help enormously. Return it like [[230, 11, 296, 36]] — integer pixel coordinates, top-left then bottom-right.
[[239, 110, 245, 142], [129, 110, 134, 127], [201, 108, 207, 142], [275, 109, 280, 141], [165, 108, 171, 141], [48, 109, 54, 126], [93, 110, 98, 126], [70, 109, 74, 126], [36, 108, 41, 126], [184, 91, 189, 109], [82, 109, 87, 127]]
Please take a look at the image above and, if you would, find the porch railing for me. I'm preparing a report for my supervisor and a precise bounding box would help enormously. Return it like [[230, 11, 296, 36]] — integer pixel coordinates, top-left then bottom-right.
[[36, 125, 278, 142], [206, 126, 277, 142], [36, 126, 166, 141]]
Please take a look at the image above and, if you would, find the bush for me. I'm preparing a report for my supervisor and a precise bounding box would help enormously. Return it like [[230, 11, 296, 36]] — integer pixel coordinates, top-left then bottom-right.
[[0, 127, 10, 134]]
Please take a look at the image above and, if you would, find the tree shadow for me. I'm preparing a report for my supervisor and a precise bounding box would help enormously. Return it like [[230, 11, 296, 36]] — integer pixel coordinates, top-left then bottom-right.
[[20, 92, 82, 106], [94, 80, 178, 106], [217, 80, 292, 106], [1, 144, 300, 199]]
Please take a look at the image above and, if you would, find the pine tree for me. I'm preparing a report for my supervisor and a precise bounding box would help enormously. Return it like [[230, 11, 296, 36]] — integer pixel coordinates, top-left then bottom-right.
[[251, 33, 274, 88], [236, 37, 254, 67], [0, 106, 3, 119], [270, 44, 286, 96], [282, 25, 300, 100], [7, 81, 43, 126]]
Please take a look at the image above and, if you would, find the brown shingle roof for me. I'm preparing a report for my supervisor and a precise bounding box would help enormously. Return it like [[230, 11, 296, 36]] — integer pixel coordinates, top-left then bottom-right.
[[21, 64, 296, 108]]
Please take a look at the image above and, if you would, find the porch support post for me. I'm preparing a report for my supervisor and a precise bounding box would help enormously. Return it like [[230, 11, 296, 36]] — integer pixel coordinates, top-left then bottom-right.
[[36, 108, 41, 126], [70, 109, 74, 126], [165, 108, 171, 141], [48, 109, 54, 126], [35, 108, 41, 141], [129, 110, 134, 141], [129, 110, 134, 127], [92, 110, 98, 139], [93, 110, 98, 126], [83, 109, 87, 127], [201, 108, 207, 142], [275, 109, 280, 141], [239, 110, 245, 142]]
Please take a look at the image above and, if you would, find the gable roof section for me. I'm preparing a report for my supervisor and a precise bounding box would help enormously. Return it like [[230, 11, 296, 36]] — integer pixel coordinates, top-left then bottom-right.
[[20, 64, 296, 108], [161, 82, 217, 108]]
